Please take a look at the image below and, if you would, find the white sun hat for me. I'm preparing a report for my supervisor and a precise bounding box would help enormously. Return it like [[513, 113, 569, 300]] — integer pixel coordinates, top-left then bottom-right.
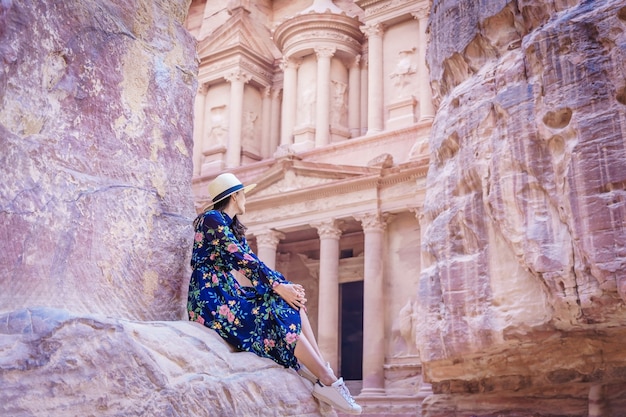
[[207, 173, 256, 207]]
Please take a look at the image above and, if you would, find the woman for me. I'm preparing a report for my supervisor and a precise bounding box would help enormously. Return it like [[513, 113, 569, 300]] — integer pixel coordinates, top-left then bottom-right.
[[188, 173, 362, 415]]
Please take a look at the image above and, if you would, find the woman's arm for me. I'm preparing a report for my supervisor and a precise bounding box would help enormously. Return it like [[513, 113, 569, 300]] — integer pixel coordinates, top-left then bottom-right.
[[202, 212, 288, 294]]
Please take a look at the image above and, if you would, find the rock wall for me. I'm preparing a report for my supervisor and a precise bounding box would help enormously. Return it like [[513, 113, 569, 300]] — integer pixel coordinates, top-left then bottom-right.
[[418, 1, 626, 416], [0, 0, 196, 320]]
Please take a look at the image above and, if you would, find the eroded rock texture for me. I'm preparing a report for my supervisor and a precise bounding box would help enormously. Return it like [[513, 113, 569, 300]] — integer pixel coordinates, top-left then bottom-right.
[[0, 0, 196, 320], [0, 308, 331, 417], [419, 1, 626, 416]]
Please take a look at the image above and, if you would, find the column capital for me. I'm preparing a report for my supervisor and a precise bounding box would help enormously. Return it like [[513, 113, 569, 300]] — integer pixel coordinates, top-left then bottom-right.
[[255, 229, 285, 248], [315, 46, 336, 59], [225, 70, 252, 84], [361, 22, 385, 38], [409, 206, 423, 218], [312, 220, 342, 240], [280, 56, 302, 71], [355, 212, 387, 233], [198, 82, 209, 95], [271, 87, 282, 100], [411, 6, 430, 21], [410, 206, 427, 227], [349, 54, 361, 69], [262, 86, 272, 98]]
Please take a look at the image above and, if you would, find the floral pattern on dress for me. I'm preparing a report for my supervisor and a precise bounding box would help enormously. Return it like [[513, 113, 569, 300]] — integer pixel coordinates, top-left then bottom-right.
[[187, 210, 302, 369]]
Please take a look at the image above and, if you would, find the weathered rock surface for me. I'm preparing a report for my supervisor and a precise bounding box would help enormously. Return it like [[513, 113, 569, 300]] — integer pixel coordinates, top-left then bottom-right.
[[0, 307, 331, 417], [0, 0, 196, 321], [419, 0, 626, 415]]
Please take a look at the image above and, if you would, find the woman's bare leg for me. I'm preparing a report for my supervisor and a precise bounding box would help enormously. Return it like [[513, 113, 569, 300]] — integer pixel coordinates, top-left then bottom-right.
[[295, 333, 336, 386], [296, 333, 362, 414], [299, 308, 324, 360]]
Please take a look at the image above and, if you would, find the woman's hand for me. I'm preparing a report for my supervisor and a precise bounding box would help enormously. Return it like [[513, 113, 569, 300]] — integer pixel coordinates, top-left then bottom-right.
[[273, 283, 307, 310]]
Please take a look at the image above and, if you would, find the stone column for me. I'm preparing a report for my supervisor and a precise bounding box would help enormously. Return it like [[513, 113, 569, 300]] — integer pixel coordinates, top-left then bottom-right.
[[256, 230, 285, 270], [362, 23, 385, 135], [360, 57, 368, 136], [413, 11, 435, 121], [313, 220, 342, 373], [225, 70, 251, 167], [193, 83, 208, 176], [410, 205, 433, 399], [348, 55, 361, 138], [261, 87, 272, 158], [269, 88, 282, 156], [314, 46, 336, 148], [280, 57, 299, 147], [412, 206, 428, 283], [356, 212, 386, 396], [201, 83, 215, 172]]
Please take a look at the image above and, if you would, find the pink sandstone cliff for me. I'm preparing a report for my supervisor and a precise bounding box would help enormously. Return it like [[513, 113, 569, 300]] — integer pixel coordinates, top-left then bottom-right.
[[418, 1, 626, 416], [0, 1, 331, 416], [0, 0, 196, 321]]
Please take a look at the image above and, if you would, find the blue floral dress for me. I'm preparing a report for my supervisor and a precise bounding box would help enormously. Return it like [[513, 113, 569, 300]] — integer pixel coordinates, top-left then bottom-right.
[[187, 210, 302, 369]]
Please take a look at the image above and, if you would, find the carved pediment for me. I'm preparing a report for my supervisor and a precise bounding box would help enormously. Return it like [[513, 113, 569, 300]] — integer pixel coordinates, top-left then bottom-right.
[[247, 159, 379, 199], [197, 8, 279, 64]]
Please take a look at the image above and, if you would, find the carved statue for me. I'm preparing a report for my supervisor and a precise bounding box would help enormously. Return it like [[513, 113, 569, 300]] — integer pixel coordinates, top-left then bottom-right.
[[391, 298, 419, 357], [390, 47, 417, 98], [300, 86, 316, 125], [243, 110, 257, 146], [207, 105, 227, 147], [330, 80, 347, 127]]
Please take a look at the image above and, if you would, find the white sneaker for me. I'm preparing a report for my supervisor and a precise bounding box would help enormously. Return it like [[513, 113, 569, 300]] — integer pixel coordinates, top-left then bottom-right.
[[312, 377, 362, 415]]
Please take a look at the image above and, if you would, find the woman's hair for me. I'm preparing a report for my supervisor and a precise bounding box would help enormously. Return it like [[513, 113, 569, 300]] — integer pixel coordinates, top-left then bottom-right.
[[212, 194, 247, 241]]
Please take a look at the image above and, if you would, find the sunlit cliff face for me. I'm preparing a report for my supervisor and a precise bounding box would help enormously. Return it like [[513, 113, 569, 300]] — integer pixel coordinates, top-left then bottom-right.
[[418, 1, 626, 415], [0, 0, 197, 321]]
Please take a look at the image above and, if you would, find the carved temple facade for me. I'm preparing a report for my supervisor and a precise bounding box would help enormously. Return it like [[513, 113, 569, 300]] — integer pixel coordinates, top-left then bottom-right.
[[186, 0, 434, 414]]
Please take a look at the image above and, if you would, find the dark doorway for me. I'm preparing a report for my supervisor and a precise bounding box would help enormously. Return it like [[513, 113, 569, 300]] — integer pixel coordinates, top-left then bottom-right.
[[339, 280, 363, 380]]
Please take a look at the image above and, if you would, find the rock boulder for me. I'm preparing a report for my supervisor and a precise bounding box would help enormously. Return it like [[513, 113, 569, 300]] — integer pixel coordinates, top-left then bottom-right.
[[0, 307, 329, 417]]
